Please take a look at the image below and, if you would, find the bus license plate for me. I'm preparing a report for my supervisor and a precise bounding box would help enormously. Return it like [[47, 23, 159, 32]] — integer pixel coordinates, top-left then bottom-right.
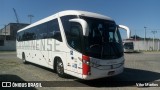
[[108, 71, 115, 75]]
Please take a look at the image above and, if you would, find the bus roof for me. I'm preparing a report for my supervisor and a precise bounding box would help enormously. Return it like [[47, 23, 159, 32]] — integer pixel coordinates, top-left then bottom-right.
[[58, 10, 113, 20], [18, 10, 114, 32]]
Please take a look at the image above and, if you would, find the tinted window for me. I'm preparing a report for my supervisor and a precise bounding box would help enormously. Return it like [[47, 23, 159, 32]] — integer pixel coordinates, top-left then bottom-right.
[[48, 19, 62, 41], [81, 16, 123, 59], [60, 15, 83, 52], [17, 19, 62, 42], [68, 22, 83, 52], [37, 22, 48, 39], [60, 15, 77, 37]]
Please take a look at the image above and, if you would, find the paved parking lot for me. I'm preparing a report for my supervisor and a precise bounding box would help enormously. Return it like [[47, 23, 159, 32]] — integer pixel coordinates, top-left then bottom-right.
[[0, 51, 160, 90]]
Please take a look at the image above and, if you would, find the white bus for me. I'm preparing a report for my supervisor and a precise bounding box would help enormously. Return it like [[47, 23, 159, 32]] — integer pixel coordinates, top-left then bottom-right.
[[123, 41, 134, 52], [16, 10, 130, 80]]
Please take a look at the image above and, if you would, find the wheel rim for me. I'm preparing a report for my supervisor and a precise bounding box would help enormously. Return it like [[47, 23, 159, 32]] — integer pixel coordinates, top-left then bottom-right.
[[57, 60, 64, 75]]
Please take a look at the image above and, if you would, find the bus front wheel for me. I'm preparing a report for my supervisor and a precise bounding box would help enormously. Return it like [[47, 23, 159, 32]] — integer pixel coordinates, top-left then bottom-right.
[[56, 58, 65, 77]]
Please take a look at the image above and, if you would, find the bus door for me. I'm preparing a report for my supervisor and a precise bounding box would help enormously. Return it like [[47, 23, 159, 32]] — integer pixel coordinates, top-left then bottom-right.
[[66, 22, 83, 76]]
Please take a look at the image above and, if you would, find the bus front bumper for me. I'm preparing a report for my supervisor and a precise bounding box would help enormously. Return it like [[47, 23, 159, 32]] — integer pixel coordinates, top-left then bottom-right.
[[82, 65, 124, 80]]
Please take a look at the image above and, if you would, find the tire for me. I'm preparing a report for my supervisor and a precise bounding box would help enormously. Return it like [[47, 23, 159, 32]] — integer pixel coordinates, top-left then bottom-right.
[[56, 58, 65, 77], [22, 53, 27, 64]]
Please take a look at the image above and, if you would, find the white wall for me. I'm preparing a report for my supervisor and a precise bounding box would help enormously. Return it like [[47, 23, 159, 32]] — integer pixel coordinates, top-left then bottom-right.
[[133, 40, 160, 51]]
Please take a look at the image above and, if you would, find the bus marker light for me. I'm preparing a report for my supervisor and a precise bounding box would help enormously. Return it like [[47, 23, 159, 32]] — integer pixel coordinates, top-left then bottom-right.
[[82, 55, 90, 75]]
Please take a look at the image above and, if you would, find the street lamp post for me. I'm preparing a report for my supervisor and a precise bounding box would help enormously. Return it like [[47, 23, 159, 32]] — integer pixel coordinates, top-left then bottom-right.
[[28, 15, 34, 24], [158, 38, 160, 51], [144, 27, 147, 42], [135, 29, 137, 41], [144, 27, 147, 50], [151, 31, 157, 51]]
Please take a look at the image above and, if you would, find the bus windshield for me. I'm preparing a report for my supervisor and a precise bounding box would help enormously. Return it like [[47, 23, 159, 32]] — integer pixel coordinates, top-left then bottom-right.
[[81, 16, 123, 59], [61, 15, 124, 60], [124, 42, 134, 49]]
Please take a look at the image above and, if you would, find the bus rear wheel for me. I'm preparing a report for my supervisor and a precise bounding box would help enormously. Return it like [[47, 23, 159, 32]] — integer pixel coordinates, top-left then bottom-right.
[[22, 53, 27, 64], [56, 58, 65, 77]]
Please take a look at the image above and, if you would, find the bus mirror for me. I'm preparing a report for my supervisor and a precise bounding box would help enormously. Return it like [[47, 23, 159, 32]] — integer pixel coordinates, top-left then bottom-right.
[[69, 19, 89, 36], [118, 25, 131, 39]]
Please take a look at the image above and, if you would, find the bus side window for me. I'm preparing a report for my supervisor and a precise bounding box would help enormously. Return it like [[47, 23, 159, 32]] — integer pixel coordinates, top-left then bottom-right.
[[48, 19, 62, 42], [69, 22, 82, 52]]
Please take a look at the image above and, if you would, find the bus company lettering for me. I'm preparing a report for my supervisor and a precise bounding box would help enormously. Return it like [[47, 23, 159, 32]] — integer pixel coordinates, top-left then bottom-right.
[[16, 39, 60, 51]]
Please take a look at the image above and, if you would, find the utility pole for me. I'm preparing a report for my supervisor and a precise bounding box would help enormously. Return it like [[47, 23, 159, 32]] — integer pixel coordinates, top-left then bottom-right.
[[144, 27, 147, 41], [144, 27, 147, 51], [28, 15, 34, 24], [151, 31, 157, 51], [135, 29, 137, 41], [158, 37, 160, 51]]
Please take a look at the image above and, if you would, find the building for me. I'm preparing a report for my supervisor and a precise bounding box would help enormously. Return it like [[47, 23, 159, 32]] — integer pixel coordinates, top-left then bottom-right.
[[0, 23, 29, 40], [0, 23, 29, 50]]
